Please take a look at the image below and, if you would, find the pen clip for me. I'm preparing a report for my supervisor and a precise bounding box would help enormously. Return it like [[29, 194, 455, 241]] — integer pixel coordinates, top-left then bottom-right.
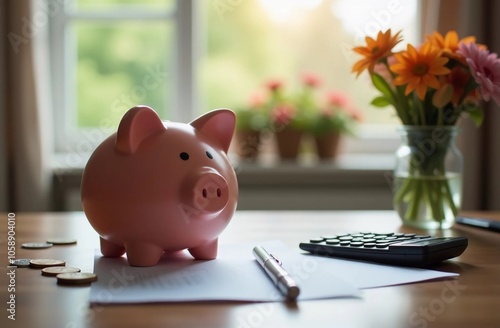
[[270, 254, 282, 266]]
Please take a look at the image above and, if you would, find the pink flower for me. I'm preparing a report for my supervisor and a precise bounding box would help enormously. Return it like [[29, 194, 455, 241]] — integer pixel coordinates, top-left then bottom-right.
[[344, 106, 363, 122], [322, 103, 363, 122], [271, 104, 295, 126], [248, 91, 266, 107], [301, 72, 322, 88], [326, 91, 350, 108], [265, 79, 283, 92], [320, 107, 335, 118], [458, 42, 500, 105]]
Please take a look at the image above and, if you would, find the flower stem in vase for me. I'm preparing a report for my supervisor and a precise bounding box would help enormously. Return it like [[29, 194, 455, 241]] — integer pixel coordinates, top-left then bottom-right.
[[393, 126, 462, 230]]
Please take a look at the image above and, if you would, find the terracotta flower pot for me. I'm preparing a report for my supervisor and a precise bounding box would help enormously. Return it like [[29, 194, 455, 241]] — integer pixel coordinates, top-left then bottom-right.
[[275, 127, 303, 160], [314, 132, 341, 160], [235, 130, 261, 161]]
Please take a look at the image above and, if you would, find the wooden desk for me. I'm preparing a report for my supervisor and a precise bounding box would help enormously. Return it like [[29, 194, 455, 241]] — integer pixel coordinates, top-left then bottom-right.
[[1, 211, 499, 328]]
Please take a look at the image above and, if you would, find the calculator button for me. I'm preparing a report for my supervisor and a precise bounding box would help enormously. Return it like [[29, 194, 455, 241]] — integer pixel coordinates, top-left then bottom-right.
[[375, 243, 390, 248], [376, 239, 390, 243], [352, 237, 364, 242], [351, 234, 364, 238], [335, 233, 349, 237], [404, 233, 416, 238], [339, 241, 350, 246], [394, 233, 405, 237], [309, 238, 324, 243], [385, 236, 398, 240], [326, 239, 340, 245], [373, 236, 386, 240], [321, 235, 338, 240], [339, 236, 353, 241], [350, 242, 363, 247], [361, 238, 376, 243], [375, 233, 394, 236], [363, 243, 376, 248], [363, 234, 375, 238]]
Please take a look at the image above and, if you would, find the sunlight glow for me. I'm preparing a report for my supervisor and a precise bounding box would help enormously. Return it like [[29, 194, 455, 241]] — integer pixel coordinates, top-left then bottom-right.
[[332, 0, 418, 46], [259, 0, 323, 23]]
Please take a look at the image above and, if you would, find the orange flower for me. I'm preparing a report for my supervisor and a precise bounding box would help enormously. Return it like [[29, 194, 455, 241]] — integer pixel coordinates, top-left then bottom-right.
[[352, 30, 402, 77], [390, 43, 451, 100], [425, 31, 476, 63], [425, 31, 476, 55]]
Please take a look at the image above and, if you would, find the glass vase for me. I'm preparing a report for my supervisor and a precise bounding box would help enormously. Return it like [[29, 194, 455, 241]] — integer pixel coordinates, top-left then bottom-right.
[[393, 126, 463, 230]]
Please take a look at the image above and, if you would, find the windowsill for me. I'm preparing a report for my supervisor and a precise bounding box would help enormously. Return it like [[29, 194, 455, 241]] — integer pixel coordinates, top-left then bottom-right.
[[52, 152, 394, 211], [52, 152, 394, 179], [233, 152, 393, 185], [235, 152, 394, 169]]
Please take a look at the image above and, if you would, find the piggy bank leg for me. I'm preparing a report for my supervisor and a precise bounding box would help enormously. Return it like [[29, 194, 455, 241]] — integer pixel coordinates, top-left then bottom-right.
[[188, 239, 218, 260], [125, 243, 164, 267], [100, 237, 125, 257]]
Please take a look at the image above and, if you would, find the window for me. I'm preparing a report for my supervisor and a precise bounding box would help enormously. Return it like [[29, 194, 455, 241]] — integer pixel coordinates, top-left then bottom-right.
[[51, 0, 193, 161], [51, 0, 420, 164], [199, 0, 419, 154]]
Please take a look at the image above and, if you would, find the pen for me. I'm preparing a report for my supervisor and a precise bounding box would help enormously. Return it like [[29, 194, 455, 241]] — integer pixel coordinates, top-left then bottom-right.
[[252, 246, 300, 300], [456, 216, 500, 233]]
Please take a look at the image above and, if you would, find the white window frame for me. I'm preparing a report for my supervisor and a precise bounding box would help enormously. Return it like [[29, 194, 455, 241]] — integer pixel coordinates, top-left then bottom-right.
[[50, 0, 197, 158], [49, 0, 419, 165]]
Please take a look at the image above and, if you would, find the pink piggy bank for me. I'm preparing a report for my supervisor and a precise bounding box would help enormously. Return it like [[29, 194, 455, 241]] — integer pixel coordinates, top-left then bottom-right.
[[81, 106, 238, 266]]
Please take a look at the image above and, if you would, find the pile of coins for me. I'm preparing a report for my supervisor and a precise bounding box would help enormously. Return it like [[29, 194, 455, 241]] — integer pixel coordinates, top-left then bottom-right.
[[21, 237, 78, 249], [12, 238, 98, 285]]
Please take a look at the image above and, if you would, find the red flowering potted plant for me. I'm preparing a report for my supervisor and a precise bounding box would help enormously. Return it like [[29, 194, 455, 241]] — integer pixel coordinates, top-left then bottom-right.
[[308, 90, 363, 160], [266, 78, 309, 160], [237, 73, 362, 161], [234, 92, 268, 161]]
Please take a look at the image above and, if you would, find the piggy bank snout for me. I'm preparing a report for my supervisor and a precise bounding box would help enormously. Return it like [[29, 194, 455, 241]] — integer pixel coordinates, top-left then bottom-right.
[[183, 169, 230, 214]]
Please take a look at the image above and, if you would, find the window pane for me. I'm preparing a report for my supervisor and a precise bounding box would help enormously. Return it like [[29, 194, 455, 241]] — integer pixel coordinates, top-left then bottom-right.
[[199, 0, 418, 126], [73, 21, 172, 128], [75, 0, 174, 11]]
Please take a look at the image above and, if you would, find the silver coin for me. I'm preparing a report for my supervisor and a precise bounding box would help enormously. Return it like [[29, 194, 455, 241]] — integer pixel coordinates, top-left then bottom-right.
[[57, 272, 97, 285], [10, 259, 31, 268], [42, 266, 81, 277], [46, 238, 77, 245], [29, 258, 66, 268], [22, 242, 53, 249]]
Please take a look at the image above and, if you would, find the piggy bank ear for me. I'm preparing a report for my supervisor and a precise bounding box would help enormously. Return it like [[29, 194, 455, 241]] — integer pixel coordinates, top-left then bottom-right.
[[190, 109, 235, 153], [115, 106, 165, 154]]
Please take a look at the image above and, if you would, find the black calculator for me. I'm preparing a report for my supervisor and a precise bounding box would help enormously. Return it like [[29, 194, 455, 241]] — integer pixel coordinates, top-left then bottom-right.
[[299, 232, 468, 267]]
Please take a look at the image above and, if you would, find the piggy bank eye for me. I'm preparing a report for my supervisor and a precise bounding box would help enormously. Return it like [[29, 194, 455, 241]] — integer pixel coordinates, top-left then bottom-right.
[[206, 151, 213, 159], [179, 152, 189, 161]]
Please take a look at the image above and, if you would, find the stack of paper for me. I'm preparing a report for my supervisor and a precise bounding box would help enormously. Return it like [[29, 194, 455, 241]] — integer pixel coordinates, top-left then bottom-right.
[[89, 240, 458, 304]]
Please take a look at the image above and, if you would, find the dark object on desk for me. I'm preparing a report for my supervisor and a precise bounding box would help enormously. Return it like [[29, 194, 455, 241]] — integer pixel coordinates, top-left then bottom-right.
[[456, 216, 500, 233], [299, 232, 468, 267]]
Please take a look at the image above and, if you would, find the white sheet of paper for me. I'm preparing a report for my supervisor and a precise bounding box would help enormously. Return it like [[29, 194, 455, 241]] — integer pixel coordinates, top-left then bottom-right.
[[89, 240, 458, 304]]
